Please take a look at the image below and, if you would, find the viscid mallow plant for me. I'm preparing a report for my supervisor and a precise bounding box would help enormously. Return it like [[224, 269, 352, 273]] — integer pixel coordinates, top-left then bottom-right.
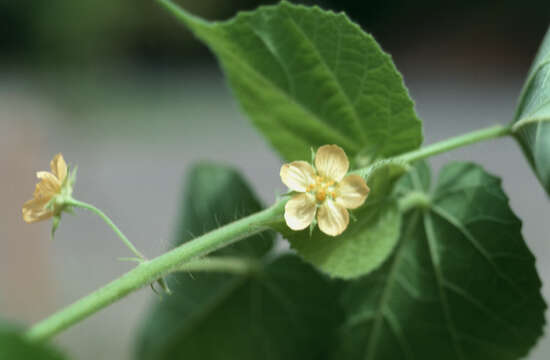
[[1, 1, 549, 359]]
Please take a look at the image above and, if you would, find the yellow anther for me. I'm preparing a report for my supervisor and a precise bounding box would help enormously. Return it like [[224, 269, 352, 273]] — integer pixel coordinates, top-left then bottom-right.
[[316, 190, 326, 202]]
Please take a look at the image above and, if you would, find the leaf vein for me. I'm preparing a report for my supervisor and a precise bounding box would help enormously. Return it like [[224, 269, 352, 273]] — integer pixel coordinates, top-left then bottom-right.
[[424, 213, 465, 360], [431, 205, 525, 299], [284, 9, 368, 143]]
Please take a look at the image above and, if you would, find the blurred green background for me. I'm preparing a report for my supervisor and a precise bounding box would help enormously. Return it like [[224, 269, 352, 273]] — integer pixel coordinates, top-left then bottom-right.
[[1, 0, 549, 68], [0, 1, 549, 359]]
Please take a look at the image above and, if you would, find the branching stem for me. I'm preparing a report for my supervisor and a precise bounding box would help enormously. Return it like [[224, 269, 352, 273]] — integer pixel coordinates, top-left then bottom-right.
[[26, 201, 284, 342], [25, 124, 513, 342]]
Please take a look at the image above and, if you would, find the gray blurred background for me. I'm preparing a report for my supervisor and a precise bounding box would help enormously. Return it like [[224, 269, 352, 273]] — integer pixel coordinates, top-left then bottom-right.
[[0, 0, 549, 359]]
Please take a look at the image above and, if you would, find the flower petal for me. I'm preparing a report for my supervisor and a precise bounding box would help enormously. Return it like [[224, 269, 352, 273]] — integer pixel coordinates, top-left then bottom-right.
[[34, 172, 61, 198], [315, 145, 349, 182], [318, 199, 349, 236], [22, 197, 53, 223], [50, 153, 67, 182], [336, 174, 370, 209], [284, 193, 317, 231], [280, 161, 316, 192]]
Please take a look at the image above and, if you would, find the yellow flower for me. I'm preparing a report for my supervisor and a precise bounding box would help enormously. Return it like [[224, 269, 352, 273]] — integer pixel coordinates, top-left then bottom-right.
[[22, 153, 71, 223], [280, 145, 370, 236]]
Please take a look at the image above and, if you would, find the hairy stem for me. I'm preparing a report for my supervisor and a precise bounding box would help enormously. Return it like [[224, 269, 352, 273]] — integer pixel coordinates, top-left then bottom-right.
[[25, 124, 514, 342], [398, 191, 431, 213], [397, 124, 512, 163], [26, 201, 285, 342], [176, 256, 262, 275]]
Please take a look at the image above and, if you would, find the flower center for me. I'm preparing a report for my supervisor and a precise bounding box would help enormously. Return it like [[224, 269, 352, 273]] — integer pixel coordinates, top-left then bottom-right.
[[307, 175, 337, 203]]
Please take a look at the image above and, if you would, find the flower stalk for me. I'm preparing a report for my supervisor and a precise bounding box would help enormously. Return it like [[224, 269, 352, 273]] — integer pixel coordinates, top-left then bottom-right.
[[66, 199, 146, 260]]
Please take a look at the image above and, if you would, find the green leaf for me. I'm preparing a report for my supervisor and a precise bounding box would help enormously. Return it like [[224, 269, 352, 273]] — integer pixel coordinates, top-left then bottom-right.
[[0, 326, 67, 360], [136, 163, 343, 359], [278, 160, 408, 279], [513, 26, 550, 195], [334, 162, 546, 359], [136, 255, 343, 360], [160, 0, 422, 163]]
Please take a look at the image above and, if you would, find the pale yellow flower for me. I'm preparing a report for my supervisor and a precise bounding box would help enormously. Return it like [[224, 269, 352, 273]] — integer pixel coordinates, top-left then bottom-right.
[[22, 153, 70, 223], [280, 145, 370, 236]]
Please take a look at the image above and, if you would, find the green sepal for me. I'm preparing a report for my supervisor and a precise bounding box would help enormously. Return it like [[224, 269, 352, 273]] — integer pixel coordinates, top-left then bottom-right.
[[50, 215, 61, 241], [309, 217, 318, 238]]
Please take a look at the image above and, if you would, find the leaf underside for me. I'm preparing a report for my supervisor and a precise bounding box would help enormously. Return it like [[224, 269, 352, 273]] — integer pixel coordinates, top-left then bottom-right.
[[514, 26, 550, 195]]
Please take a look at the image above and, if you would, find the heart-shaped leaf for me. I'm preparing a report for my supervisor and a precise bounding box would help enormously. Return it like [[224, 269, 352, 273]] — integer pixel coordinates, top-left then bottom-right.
[[334, 162, 546, 359], [159, 0, 422, 163]]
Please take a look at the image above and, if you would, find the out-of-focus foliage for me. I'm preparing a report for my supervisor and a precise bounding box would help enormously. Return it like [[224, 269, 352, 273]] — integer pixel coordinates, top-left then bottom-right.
[[0, 0, 259, 66], [0, 325, 67, 360], [1, 0, 549, 67]]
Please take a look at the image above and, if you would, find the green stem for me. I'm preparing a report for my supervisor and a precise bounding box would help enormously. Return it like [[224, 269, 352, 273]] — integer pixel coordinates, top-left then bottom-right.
[[25, 124, 514, 342], [67, 199, 146, 260], [398, 191, 431, 213], [26, 200, 285, 342], [176, 256, 261, 275], [397, 124, 512, 163]]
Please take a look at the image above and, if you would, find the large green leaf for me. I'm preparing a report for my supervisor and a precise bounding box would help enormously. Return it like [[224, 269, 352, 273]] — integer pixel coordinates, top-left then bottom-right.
[[277, 160, 408, 279], [160, 0, 422, 163], [513, 26, 550, 195], [136, 164, 343, 360], [136, 255, 343, 360], [334, 162, 546, 359], [0, 326, 67, 360]]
